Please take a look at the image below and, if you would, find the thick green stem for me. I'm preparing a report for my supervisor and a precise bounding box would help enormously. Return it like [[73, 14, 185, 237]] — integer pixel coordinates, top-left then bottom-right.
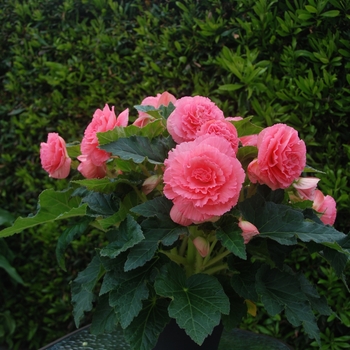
[[202, 249, 231, 269], [159, 250, 188, 266], [203, 238, 218, 266], [203, 263, 228, 275], [179, 235, 189, 257]]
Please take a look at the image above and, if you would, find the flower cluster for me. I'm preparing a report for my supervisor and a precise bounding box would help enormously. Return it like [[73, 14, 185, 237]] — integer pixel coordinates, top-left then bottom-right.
[[40, 93, 336, 228], [5, 92, 347, 350]]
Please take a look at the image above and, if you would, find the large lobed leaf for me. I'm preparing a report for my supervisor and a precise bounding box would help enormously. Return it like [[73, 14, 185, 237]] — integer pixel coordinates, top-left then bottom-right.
[[154, 262, 230, 345]]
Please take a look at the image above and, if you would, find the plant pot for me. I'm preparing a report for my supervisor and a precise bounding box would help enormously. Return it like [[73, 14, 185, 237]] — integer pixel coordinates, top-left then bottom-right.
[[153, 319, 224, 350]]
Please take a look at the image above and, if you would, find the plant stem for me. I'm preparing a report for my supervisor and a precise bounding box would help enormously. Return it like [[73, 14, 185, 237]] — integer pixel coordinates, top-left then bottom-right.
[[159, 250, 188, 266], [202, 249, 231, 269], [203, 263, 228, 275], [179, 235, 189, 257]]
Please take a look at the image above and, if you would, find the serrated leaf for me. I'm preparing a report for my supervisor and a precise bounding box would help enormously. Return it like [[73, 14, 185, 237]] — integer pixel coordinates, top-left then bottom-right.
[[100, 136, 176, 165], [154, 262, 229, 345], [56, 217, 92, 271], [97, 119, 166, 146], [0, 189, 87, 238], [100, 215, 144, 259], [71, 256, 104, 327], [216, 219, 246, 260], [123, 298, 170, 350], [131, 196, 173, 219], [256, 265, 320, 343], [125, 217, 186, 271], [231, 262, 260, 301], [108, 260, 159, 328], [82, 192, 119, 216], [90, 294, 118, 334], [239, 196, 347, 247]]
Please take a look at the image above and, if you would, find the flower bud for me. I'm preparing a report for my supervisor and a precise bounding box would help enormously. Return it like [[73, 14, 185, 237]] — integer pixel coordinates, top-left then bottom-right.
[[142, 175, 162, 195], [238, 219, 259, 244], [312, 190, 337, 226], [292, 177, 320, 201], [193, 237, 210, 257]]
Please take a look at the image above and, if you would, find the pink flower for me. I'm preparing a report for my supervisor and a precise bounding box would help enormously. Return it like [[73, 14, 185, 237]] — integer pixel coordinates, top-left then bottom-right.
[[77, 155, 107, 179], [81, 105, 129, 166], [133, 91, 176, 127], [292, 177, 320, 201], [193, 237, 210, 257], [40, 133, 71, 179], [197, 119, 239, 153], [167, 96, 225, 143], [238, 219, 260, 244], [312, 190, 337, 226], [247, 124, 306, 190], [163, 135, 245, 225]]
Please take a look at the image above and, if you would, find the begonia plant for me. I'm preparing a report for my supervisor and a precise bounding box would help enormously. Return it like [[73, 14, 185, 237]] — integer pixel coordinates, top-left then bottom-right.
[[1, 92, 349, 349]]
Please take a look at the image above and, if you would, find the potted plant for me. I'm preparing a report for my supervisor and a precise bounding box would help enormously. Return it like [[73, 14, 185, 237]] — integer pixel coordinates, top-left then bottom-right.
[[1, 92, 349, 350]]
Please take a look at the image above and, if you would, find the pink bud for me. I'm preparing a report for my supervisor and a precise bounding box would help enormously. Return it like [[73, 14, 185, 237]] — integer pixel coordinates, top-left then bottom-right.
[[142, 175, 162, 195], [292, 177, 320, 201], [312, 190, 337, 226], [193, 237, 210, 257], [238, 219, 260, 244]]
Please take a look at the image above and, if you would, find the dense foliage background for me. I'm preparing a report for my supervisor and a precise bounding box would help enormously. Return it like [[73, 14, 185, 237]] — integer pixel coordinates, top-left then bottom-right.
[[0, 0, 349, 349]]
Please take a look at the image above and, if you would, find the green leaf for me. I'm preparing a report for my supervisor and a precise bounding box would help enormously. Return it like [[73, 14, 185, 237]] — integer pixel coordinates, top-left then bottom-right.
[[154, 262, 230, 345], [72, 178, 135, 194], [158, 102, 176, 119], [56, 217, 92, 271], [123, 298, 170, 350], [231, 117, 263, 137], [100, 215, 145, 259], [231, 262, 260, 301], [321, 10, 339, 17], [108, 259, 160, 328], [216, 217, 246, 260], [100, 136, 176, 165], [239, 196, 347, 247], [256, 265, 320, 344], [0, 189, 88, 237], [82, 192, 119, 216], [97, 119, 166, 145], [218, 84, 244, 91], [131, 196, 173, 220], [236, 146, 258, 170], [0, 209, 14, 227], [0, 255, 25, 285], [125, 217, 186, 271], [71, 255, 104, 327], [90, 294, 118, 334]]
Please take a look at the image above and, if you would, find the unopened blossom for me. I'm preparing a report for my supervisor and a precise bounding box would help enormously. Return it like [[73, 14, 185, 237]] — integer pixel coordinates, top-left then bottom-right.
[[238, 219, 260, 244], [312, 189, 337, 226], [293, 177, 320, 201], [40, 133, 71, 179], [193, 237, 210, 257]]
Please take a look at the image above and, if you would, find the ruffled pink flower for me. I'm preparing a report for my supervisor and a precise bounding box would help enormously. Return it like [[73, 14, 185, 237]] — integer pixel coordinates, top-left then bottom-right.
[[197, 119, 239, 153], [163, 134, 245, 225], [193, 237, 210, 257], [81, 105, 129, 166], [238, 219, 260, 244], [247, 124, 306, 190], [167, 96, 225, 143], [40, 133, 71, 179], [77, 155, 107, 179], [133, 91, 176, 127], [312, 190, 337, 225], [292, 177, 320, 201]]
